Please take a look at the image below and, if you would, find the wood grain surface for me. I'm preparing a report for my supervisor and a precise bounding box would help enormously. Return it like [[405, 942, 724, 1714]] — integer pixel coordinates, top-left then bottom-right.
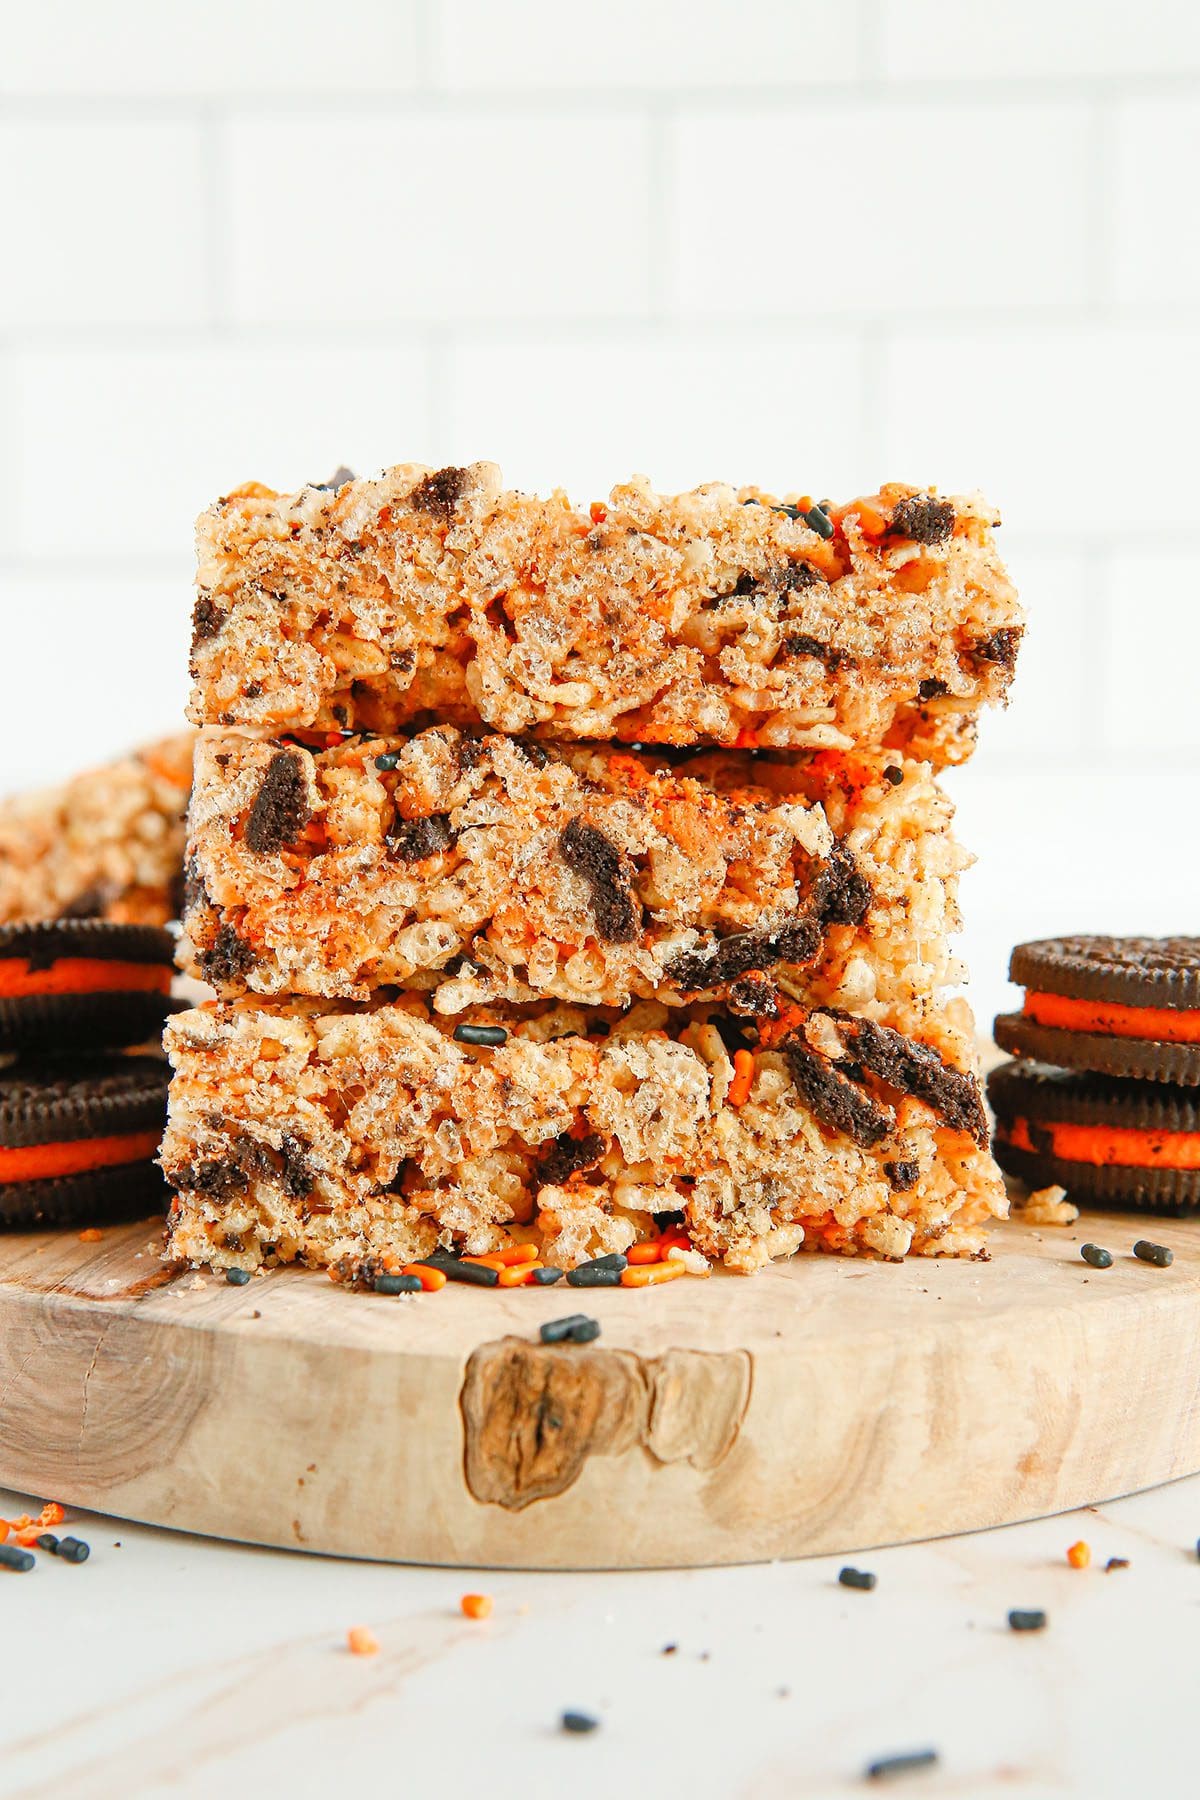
[[2, 1210, 1199, 1569]]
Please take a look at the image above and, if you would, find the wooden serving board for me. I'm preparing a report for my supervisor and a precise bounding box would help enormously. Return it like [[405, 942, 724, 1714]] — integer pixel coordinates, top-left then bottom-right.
[[3, 1211, 1200, 1570]]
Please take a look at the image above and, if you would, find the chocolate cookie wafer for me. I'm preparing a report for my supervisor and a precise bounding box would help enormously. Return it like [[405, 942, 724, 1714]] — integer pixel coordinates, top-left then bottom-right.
[[988, 1059, 1200, 1215], [0, 920, 177, 1053], [0, 1054, 171, 1229], [995, 936, 1200, 1084]]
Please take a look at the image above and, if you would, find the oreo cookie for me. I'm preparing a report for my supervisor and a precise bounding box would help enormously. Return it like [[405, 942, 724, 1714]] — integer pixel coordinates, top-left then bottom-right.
[[995, 935, 1200, 1085], [0, 920, 176, 1053], [0, 1053, 171, 1229], [988, 1059, 1200, 1215]]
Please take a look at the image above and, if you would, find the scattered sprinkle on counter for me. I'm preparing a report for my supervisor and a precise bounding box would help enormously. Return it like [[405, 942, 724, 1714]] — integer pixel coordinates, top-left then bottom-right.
[[374, 1273, 422, 1294], [56, 1536, 90, 1563], [866, 1749, 939, 1782], [226, 1267, 252, 1286], [1066, 1540, 1091, 1569], [78, 1228, 103, 1243], [461, 1593, 493, 1620], [347, 1626, 379, 1656], [1106, 1558, 1130, 1572], [1008, 1609, 1047, 1632], [0, 1544, 35, 1573], [839, 1567, 877, 1591], [561, 1711, 600, 1735], [1134, 1240, 1173, 1267], [540, 1314, 600, 1345], [1080, 1244, 1112, 1269]]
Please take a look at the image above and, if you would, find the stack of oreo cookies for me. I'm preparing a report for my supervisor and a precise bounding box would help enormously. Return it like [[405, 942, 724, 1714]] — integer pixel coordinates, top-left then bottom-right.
[[0, 921, 175, 1231], [989, 937, 1200, 1216]]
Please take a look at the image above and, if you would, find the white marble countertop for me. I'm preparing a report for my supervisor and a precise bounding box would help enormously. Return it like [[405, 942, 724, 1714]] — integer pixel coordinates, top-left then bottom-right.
[[3, 1476, 1199, 1799]]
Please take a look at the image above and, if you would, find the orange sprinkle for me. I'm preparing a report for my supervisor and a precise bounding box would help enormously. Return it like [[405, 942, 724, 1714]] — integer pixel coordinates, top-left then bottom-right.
[[621, 1261, 686, 1288], [589, 501, 608, 525], [78, 1228, 104, 1244], [461, 1593, 494, 1620], [1067, 1540, 1091, 1570], [347, 1626, 379, 1656], [659, 1228, 692, 1251], [462, 1254, 508, 1271], [497, 1262, 543, 1287], [626, 1240, 664, 1265], [401, 1263, 448, 1292], [495, 1243, 540, 1266], [727, 1049, 755, 1109]]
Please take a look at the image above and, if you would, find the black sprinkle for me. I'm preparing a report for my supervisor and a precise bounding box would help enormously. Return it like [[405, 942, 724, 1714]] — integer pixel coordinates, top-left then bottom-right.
[[35, 1534, 59, 1553], [374, 751, 403, 771], [561, 1711, 600, 1734], [529, 1267, 565, 1285], [453, 1024, 508, 1047], [540, 1313, 594, 1343], [374, 1274, 422, 1295], [866, 1749, 939, 1782], [803, 504, 834, 539], [566, 1265, 623, 1289], [882, 765, 905, 786], [1134, 1240, 1173, 1267], [1106, 1558, 1129, 1572], [838, 1567, 877, 1591], [580, 1253, 628, 1273], [1008, 1609, 1046, 1632], [57, 1537, 90, 1565], [226, 1267, 253, 1286], [0, 1544, 35, 1573], [1081, 1243, 1113, 1269], [567, 1317, 601, 1343], [418, 1256, 499, 1287]]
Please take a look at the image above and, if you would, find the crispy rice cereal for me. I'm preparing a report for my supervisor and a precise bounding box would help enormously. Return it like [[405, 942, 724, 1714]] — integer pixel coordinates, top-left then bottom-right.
[[0, 735, 193, 927], [189, 466, 1021, 761], [181, 729, 969, 1013], [162, 993, 1004, 1277]]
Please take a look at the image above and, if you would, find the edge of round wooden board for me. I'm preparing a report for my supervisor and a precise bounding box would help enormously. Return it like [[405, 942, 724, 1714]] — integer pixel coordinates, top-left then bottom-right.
[[2, 1210, 1199, 1570]]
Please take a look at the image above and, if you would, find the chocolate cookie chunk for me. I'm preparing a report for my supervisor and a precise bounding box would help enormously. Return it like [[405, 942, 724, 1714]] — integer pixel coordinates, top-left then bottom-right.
[[0, 920, 176, 1053], [995, 935, 1200, 1084], [0, 1053, 171, 1229], [988, 1059, 1200, 1215]]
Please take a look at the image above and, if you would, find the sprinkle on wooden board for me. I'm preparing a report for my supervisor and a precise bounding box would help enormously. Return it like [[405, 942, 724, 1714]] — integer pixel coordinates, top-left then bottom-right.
[[621, 1260, 686, 1288]]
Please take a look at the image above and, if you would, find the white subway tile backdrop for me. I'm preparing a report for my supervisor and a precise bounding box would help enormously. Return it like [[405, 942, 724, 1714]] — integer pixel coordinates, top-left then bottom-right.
[[0, 0, 1197, 1026]]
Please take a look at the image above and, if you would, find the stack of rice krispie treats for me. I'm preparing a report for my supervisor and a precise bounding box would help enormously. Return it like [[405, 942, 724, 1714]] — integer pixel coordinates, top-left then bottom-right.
[[162, 464, 1022, 1277]]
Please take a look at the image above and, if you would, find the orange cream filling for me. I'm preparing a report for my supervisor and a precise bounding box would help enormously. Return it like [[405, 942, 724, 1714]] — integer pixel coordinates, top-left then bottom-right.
[[1022, 990, 1200, 1044], [0, 1130, 163, 1184], [1002, 1116, 1200, 1171], [0, 959, 171, 1000]]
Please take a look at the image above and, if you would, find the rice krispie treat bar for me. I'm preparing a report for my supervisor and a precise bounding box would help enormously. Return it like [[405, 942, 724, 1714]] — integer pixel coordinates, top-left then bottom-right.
[[189, 466, 1021, 763], [181, 728, 968, 1014], [0, 735, 193, 928], [161, 992, 1003, 1277]]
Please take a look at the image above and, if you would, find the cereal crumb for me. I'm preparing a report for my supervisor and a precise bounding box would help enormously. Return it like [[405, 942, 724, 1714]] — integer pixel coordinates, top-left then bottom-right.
[[1018, 1184, 1078, 1226], [1066, 1540, 1090, 1569]]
